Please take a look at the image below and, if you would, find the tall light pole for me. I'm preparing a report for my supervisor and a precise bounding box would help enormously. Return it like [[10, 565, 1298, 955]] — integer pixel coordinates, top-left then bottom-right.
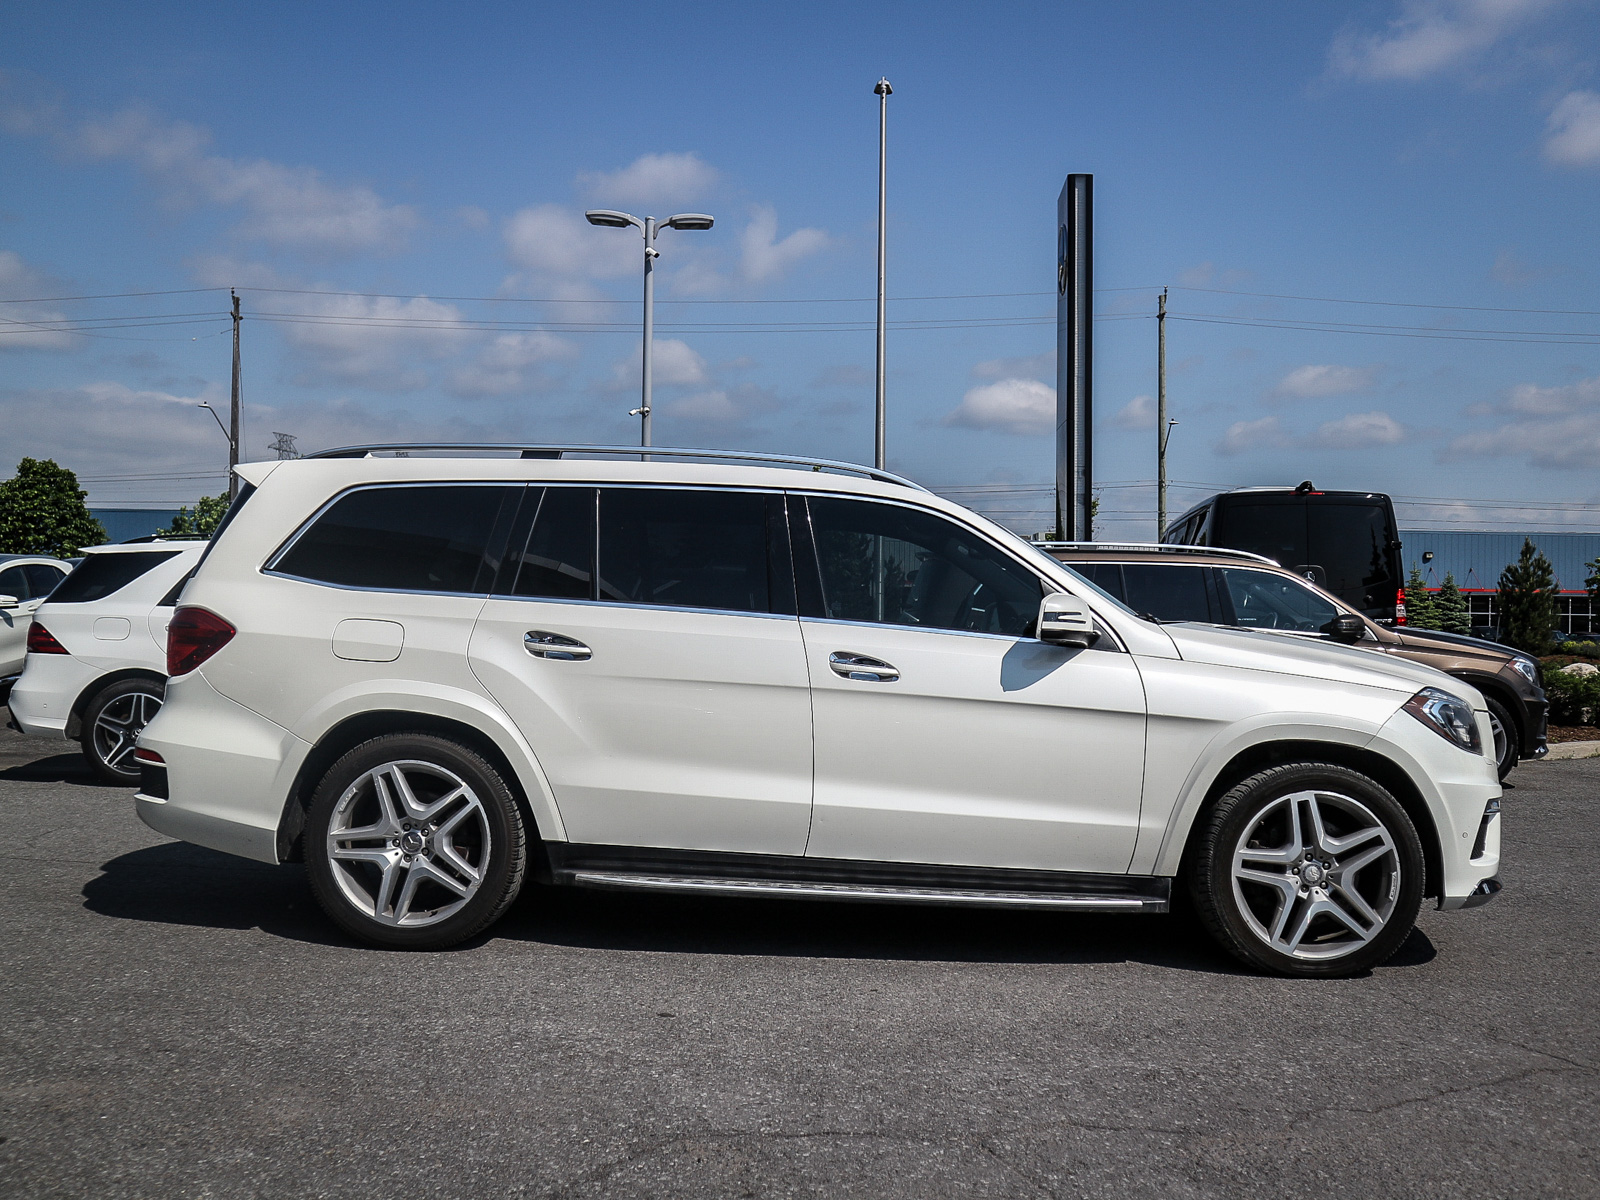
[[229, 289, 242, 501], [586, 209, 715, 450], [197, 402, 235, 497], [874, 77, 892, 472], [1157, 287, 1168, 539]]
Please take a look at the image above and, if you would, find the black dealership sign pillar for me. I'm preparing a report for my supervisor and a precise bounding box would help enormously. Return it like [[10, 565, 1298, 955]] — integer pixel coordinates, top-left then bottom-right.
[[1055, 173, 1092, 542]]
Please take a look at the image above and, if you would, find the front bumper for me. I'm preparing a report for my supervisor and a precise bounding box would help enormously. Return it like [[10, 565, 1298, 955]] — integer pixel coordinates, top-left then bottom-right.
[[1524, 697, 1549, 760]]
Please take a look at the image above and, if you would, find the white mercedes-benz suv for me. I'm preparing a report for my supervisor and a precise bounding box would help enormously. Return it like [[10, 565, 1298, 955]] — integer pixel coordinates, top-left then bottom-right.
[[132, 446, 1503, 977]]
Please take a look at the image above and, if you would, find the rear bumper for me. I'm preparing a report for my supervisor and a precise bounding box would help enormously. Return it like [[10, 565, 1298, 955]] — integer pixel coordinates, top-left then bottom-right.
[[6, 654, 101, 739]]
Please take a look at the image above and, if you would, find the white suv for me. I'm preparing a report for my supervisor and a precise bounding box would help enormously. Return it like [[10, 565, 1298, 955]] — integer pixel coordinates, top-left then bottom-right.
[[9, 540, 207, 782], [133, 446, 1503, 977]]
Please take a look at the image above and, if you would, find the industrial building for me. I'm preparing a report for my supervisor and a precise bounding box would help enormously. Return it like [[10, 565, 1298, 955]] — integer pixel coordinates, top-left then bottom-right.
[[1402, 529, 1599, 638]]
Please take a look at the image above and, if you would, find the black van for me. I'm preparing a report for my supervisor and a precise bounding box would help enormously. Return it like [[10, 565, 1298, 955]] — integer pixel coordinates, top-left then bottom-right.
[[1164, 483, 1403, 623]]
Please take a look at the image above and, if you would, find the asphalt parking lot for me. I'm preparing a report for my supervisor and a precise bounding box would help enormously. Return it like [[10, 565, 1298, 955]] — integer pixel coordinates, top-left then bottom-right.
[[0, 713, 1595, 1199]]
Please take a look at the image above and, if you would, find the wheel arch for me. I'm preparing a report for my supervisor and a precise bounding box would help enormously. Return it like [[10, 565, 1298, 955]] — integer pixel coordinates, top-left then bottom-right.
[[67, 668, 167, 739], [1175, 739, 1444, 901], [1453, 671, 1526, 743], [275, 710, 548, 874]]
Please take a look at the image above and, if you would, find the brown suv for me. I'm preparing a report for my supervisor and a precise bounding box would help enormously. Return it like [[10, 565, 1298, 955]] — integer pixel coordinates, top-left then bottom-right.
[[1036, 541, 1548, 780]]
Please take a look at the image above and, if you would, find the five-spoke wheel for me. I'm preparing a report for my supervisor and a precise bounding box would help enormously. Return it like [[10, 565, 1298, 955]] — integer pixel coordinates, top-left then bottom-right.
[[81, 677, 165, 784]]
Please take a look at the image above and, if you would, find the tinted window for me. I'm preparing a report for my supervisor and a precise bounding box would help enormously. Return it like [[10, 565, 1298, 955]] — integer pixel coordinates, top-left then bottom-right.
[[24, 564, 66, 597], [0, 566, 26, 601], [598, 488, 775, 614], [274, 485, 516, 593], [1121, 564, 1212, 623], [805, 496, 1043, 636], [508, 487, 594, 600], [1219, 567, 1341, 632], [1307, 503, 1395, 611], [1075, 562, 1126, 600], [47, 552, 180, 604]]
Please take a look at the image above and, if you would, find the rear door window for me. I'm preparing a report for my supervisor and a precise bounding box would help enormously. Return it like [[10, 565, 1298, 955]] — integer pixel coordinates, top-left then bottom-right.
[[46, 552, 181, 604], [272, 485, 519, 594], [1307, 503, 1395, 611], [0, 565, 27, 601], [505, 487, 595, 600], [1120, 564, 1213, 623]]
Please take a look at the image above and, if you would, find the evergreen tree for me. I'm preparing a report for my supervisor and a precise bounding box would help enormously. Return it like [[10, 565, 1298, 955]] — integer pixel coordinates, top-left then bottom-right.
[[1497, 538, 1558, 655], [0, 457, 107, 557], [1433, 572, 1471, 636], [156, 492, 230, 538], [1403, 565, 1439, 630]]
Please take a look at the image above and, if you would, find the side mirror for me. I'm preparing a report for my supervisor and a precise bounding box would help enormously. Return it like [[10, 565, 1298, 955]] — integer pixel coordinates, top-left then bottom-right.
[[0, 594, 18, 608], [1038, 592, 1100, 648], [1321, 613, 1366, 644]]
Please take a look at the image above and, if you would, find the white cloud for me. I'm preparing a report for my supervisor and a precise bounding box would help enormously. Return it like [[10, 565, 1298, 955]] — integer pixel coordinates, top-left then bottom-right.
[[661, 383, 779, 426], [1544, 90, 1600, 167], [1328, 0, 1564, 81], [739, 206, 829, 283], [0, 250, 73, 350], [608, 338, 708, 391], [973, 352, 1054, 380], [944, 378, 1055, 436], [579, 152, 718, 208], [503, 204, 637, 279], [448, 331, 577, 398], [1310, 410, 1408, 448], [1444, 372, 1600, 467], [1273, 364, 1380, 399], [17, 103, 419, 255], [1112, 394, 1156, 430], [1216, 416, 1290, 456], [1505, 374, 1600, 414]]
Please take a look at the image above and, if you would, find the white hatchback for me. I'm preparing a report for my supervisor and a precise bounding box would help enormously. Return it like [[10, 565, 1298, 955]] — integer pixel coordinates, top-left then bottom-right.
[[132, 446, 1503, 977], [0, 554, 73, 691], [9, 540, 207, 782]]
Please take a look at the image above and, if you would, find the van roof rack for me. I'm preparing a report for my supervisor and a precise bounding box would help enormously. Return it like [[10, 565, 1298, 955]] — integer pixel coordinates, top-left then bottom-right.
[[1029, 540, 1280, 567], [304, 443, 927, 492]]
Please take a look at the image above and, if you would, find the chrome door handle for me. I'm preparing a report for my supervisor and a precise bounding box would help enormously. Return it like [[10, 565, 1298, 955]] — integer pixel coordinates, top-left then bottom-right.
[[828, 651, 899, 683], [524, 631, 592, 661]]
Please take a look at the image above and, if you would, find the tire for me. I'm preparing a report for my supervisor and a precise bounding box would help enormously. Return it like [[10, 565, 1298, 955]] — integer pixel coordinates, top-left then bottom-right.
[[303, 733, 528, 950], [1485, 696, 1519, 781], [80, 676, 165, 785], [1188, 762, 1425, 978]]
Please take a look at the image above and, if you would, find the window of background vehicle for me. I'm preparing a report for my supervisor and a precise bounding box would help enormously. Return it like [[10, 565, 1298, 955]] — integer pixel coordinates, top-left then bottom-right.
[[1120, 564, 1213, 623], [1218, 567, 1341, 632], [597, 488, 780, 615], [0, 565, 27, 601], [507, 487, 594, 600], [1217, 500, 1304, 569], [804, 496, 1043, 637], [1307, 504, 1394, 609], [23, 564, 66, 598], [46, 552, 181, 604], [272, 485, 517, 594]]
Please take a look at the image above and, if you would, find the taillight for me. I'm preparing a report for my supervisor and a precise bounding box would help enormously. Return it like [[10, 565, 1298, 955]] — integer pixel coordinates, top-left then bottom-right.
[[167, 607, 235, 676], [133, 748, 165, 764], [27, 622, 68, 654], [1395, 587, 1407, 626]]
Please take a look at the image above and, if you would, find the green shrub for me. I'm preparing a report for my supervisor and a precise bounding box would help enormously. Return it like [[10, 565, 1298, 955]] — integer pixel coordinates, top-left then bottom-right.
[[1544, 668, 1600, 727]]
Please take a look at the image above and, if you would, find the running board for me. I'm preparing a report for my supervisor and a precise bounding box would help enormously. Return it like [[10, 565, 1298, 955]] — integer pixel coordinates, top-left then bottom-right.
[[547, 844, 1170, 913]]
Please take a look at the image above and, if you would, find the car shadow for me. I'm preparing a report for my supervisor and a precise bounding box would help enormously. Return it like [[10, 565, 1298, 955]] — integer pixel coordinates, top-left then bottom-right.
[[0, 751, 126, 787]]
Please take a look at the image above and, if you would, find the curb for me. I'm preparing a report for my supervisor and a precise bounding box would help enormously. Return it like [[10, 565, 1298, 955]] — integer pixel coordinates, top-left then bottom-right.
[[1541, 740, 1600, 761]]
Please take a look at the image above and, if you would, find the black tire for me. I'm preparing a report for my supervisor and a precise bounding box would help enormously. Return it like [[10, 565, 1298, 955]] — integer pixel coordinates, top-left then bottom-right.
[[1485, 696, 1519, 781], [80, 676, 165, 785], [1188, 762, 1425, 978], [304, 733, 527, 950]]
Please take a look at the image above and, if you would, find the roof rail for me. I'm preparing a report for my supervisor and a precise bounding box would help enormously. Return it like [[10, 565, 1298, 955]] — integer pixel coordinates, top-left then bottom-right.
[[304, 443, 927, 492], [1029, 539, 1281, 567]]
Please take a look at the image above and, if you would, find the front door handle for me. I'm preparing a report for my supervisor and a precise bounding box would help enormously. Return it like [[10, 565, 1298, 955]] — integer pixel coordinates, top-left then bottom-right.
[[524, 631, 592, 661], [829, 651, 899, 683]]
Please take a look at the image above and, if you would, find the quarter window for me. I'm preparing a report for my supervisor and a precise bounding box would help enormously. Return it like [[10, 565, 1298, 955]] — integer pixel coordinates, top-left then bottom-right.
[[273, 485, 518, 594], [803, 496, 1043, 637]]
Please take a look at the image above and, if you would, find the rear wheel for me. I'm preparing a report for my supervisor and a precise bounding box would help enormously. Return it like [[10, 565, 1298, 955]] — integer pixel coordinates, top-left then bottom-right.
[[1189, 762, 1425, 978], [304, 733, 527, 950], [81, 677, 165, 784], [1486, 697, 1519, 781]]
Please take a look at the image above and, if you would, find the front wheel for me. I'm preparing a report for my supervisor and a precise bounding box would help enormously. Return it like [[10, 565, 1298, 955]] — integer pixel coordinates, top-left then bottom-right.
[[1189, 762, 1425, 978], [1486, 697, 1519, 781], [304, 733, 528, 950], [81, 676, 165, 784]]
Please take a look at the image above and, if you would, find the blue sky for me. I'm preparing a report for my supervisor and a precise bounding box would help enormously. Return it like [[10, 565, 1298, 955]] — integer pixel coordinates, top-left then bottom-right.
[[2, 0, 1597, 537]]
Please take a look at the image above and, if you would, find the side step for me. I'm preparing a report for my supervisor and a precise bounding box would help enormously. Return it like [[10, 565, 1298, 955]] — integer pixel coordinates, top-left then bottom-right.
[[547, 844, 1170, 914]]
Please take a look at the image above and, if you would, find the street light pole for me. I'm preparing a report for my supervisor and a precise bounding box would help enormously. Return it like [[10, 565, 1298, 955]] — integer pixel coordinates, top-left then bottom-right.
[[874, 77, 892, 472], [229, 290, 242, 501], [586, 209, 715, 452], [1157, 287, 1167, 539]]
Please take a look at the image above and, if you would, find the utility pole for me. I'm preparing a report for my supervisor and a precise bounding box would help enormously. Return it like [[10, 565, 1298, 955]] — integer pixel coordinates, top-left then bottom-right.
[[874, 77, 892, 472], [229, 289, 242, 501], [1157, 287, 1167, 539]]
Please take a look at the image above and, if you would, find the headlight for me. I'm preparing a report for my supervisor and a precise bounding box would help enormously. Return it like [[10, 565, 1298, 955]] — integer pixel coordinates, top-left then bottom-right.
[[1510, 656, 1540, 686], [1404, 687, 1482, 752]]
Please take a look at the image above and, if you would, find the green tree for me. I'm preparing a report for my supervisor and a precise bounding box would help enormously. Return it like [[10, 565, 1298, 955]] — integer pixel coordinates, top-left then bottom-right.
[[1433, 572, 1471, 636], [1497, 538, 1559, 656], [156, 492, 230, 538], [1586, 555, 1599, 609], [0, 457, 107, 557], [1403, 565, 1439, 630]]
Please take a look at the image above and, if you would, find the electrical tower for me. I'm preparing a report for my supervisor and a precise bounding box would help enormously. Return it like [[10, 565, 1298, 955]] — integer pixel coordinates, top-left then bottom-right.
[[268, 432, 301, 460]]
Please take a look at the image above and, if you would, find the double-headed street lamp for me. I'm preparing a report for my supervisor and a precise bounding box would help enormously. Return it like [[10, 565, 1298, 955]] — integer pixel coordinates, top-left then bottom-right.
[[585, 209, 714, 449]]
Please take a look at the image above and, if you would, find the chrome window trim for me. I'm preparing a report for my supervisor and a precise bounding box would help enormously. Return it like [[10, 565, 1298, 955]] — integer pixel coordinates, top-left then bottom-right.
[[484, 594, 798, 623]]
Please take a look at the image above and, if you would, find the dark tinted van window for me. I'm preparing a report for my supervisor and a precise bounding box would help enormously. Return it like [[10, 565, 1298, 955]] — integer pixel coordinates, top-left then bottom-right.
[[507, 487, 595, 600], [598, 488, 777, 614], [1121, 564, 1213, 623], [47, 552, 180, 604], [1308, 503, 1395, 612], [1216, 500, 1304, 569], [274, 485, 517, 594]]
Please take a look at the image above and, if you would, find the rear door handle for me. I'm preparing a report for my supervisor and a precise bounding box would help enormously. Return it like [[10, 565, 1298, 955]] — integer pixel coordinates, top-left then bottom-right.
[[828, 651, 899, 683], [524, 631, 592, 661]]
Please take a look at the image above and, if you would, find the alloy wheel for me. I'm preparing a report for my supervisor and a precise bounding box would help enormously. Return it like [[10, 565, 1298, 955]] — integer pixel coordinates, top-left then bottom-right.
[[325, 759, 492, 928], [1231, 788, 1401, 961], [92, 689, 162, 776]]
